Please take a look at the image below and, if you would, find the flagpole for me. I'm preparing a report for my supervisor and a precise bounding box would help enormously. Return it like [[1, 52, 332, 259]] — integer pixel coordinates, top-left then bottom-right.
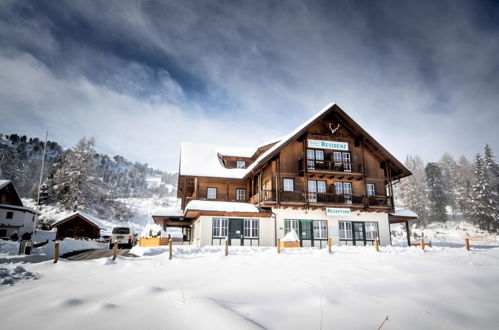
[[34, 131, 48, 234]]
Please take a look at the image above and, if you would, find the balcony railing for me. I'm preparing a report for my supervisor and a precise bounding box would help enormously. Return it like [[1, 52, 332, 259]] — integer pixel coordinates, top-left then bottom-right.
[[254, 190, 390, 207], [300, 160, 362, 173]]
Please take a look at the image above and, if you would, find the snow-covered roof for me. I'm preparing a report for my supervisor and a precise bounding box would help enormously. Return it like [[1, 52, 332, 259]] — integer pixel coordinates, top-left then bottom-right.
[[390, 209, 418, 218], [179, 103, 335, 179], [185, 200, 261, 213], [180, 142, 252, 178], [152, 208, 185, 217], [0, 180, 11, 190], [0, 203, 40, 214], [52, 211, 107, 229]]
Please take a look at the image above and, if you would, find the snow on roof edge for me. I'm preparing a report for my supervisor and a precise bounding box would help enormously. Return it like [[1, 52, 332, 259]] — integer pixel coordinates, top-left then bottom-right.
[[53, 211, 108, 229], [185, 200, 261, 213]]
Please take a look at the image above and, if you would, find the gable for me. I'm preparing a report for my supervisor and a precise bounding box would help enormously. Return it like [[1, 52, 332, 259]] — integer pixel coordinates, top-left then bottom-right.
[[0, 181, 23, 207]]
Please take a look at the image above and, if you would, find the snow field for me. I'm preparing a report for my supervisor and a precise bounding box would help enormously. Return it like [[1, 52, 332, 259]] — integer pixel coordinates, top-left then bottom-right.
[[1, 245, 499, 329]]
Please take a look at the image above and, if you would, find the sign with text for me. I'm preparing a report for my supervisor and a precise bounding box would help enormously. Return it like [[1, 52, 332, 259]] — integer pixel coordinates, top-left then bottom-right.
[[326, 208, 351, 216], [308, 139, 348, 151]]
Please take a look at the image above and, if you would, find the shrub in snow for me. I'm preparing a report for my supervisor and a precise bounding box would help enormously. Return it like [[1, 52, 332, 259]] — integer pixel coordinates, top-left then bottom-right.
[[140, 224, 166, 238]]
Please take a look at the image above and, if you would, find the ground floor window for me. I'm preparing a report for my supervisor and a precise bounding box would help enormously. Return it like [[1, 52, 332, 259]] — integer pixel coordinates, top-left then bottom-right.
[[212, 218, 228, 237], [284, 219, 299, 234], [339, 221, 379, 245], [365, 222, 379, 240], [313, 220, 328, 239], [339, 221, 352, 239], [244, 219, 259, 238]]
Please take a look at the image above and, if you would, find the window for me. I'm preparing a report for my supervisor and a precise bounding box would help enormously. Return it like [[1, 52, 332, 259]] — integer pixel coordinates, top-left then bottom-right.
[[307, 149, 325, 168], [236, 161, 246, 169], [283, 178, 294, 192], [212, 218, 228, 237], [112, 227, 130, 234], [6, 212, 13, 219], [367, 184, 376, 196], [313, 220, 328, 239], [334, 182, 352, 204], [339, 221, 353, 239], [308, 180, 326, 203], [236, 189, 246, 201], [244, 219, 259, 238], [284, 219, 299, 235], [342, 152, 352, 172], [365, 222, 378, 240], [207, 187, 217, 199]]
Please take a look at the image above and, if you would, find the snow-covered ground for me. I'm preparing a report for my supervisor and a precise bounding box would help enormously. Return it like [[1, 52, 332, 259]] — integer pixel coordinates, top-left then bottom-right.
[[1, 244, 499, 329], [391, 220, 498, 246]]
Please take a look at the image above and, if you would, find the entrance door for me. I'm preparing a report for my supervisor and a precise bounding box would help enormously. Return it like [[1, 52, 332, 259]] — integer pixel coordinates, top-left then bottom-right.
[[352, 221, 366, 246], [299, 220, 313, 247], [229, 218, 244, 246]]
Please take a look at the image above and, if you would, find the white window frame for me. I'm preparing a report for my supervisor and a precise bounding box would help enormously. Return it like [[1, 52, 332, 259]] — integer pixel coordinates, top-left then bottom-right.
[[284, 219, 299, 235], [343, 182, 352, 195], [236, 161, 246, 169], [339, 221, 353, 240], [207, 187, 217, 199], [212, 218, 228, 237], [244, 219, 259, 238], [313, 220, 328, 239], [365, 222, 378, 240], [236, 188, 246, 201], [283, 178, 294, 192], [334, 182, 344, 194], [367, 183, 376, 196]]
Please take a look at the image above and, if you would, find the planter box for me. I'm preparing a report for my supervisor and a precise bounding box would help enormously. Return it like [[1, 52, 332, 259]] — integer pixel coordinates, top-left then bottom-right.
[[139, 237, 169, 247], [280, 241, 300, 248]]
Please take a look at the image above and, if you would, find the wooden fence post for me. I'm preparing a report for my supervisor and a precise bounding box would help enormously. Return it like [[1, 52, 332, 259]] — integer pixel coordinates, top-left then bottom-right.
[[420, 239, 424, 251], [225, 238, 228, 256], [328, 237, 332, 253], [277, 239, 281, 254], [54, 241, 59, 264], [465, 238, 470, 251], [375, 238, 379, 252], [169, 239, 173, 260], [112, 240, 118, 261]]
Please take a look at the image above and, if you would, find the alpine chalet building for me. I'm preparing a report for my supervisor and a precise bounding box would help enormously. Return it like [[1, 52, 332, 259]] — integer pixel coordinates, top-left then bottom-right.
[[153, 103, 413, 247]]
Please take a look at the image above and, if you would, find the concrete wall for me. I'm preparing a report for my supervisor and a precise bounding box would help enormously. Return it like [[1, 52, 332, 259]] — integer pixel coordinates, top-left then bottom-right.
[[0, 207, 37, 239], [190, 210, 390, 247]]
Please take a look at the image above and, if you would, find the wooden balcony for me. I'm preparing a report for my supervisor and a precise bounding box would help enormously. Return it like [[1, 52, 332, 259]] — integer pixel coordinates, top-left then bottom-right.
[[254, 190, 391, 209], [299, 160, 363, 179]]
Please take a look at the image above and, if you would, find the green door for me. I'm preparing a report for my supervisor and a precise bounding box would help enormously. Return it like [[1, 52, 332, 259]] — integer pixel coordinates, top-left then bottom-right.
[[229, 218, 244, 246], [299, 220, 313, 247]]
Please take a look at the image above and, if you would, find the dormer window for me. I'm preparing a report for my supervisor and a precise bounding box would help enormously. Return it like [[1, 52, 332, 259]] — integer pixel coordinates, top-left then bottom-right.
[[236, 161, 246, 169]]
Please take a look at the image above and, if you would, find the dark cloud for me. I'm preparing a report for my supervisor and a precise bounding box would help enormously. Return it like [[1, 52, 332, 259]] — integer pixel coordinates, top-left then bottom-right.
[[0, 0, 498, 169]]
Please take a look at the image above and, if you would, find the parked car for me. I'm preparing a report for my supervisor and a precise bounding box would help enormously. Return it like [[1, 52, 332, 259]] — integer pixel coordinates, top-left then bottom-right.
[[109, 227, 137, 249]]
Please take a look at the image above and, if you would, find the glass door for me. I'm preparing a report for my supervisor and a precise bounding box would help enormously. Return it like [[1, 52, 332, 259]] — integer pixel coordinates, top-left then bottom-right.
[[229, 218, 244, 246], [352, 221, 365, 246], [299, 220, 313, 247], [308, 180, 317, 203]]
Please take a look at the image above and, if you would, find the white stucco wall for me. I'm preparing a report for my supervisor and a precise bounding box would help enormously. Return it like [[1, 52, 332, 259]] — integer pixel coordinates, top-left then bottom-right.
[[0, 207, 37, 239], [190, 209, 390, 247], [192, 216, 276, 247]]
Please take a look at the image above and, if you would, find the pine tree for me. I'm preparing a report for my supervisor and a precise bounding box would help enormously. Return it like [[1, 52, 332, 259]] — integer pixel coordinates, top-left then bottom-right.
[[454, 156, 474, 220], [438, 153, 457, 219], [482, 145, 499, 229], [396, 155, 429, 226], [51, 137, 101, 210], [470, 153, 497, 231], [425, 162, 447, 222]]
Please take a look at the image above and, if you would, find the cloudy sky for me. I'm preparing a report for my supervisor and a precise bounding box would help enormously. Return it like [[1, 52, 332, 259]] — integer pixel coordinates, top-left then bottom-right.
[[1, 0, 498, 171]]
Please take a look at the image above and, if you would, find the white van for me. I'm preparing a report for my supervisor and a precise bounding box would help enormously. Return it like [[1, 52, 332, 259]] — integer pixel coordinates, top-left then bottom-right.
[[110, 227, 136, 249]]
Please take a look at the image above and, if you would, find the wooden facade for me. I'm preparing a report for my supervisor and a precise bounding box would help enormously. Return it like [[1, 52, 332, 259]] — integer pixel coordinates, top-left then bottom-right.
[[177, 104, 411, 213], [53, 213, 101, 240]]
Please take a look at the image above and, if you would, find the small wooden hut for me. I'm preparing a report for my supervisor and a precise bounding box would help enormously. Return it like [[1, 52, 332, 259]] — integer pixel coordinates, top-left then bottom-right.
[[52, 211, 105, 240]]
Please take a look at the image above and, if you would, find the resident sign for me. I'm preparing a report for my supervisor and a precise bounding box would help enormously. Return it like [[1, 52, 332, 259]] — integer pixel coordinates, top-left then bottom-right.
[[326, 208, 351, 216], [308, 139, 348, 151]]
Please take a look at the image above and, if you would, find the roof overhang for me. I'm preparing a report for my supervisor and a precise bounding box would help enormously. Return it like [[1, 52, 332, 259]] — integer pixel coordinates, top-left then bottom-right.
[[185, 210, 271, 219]]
